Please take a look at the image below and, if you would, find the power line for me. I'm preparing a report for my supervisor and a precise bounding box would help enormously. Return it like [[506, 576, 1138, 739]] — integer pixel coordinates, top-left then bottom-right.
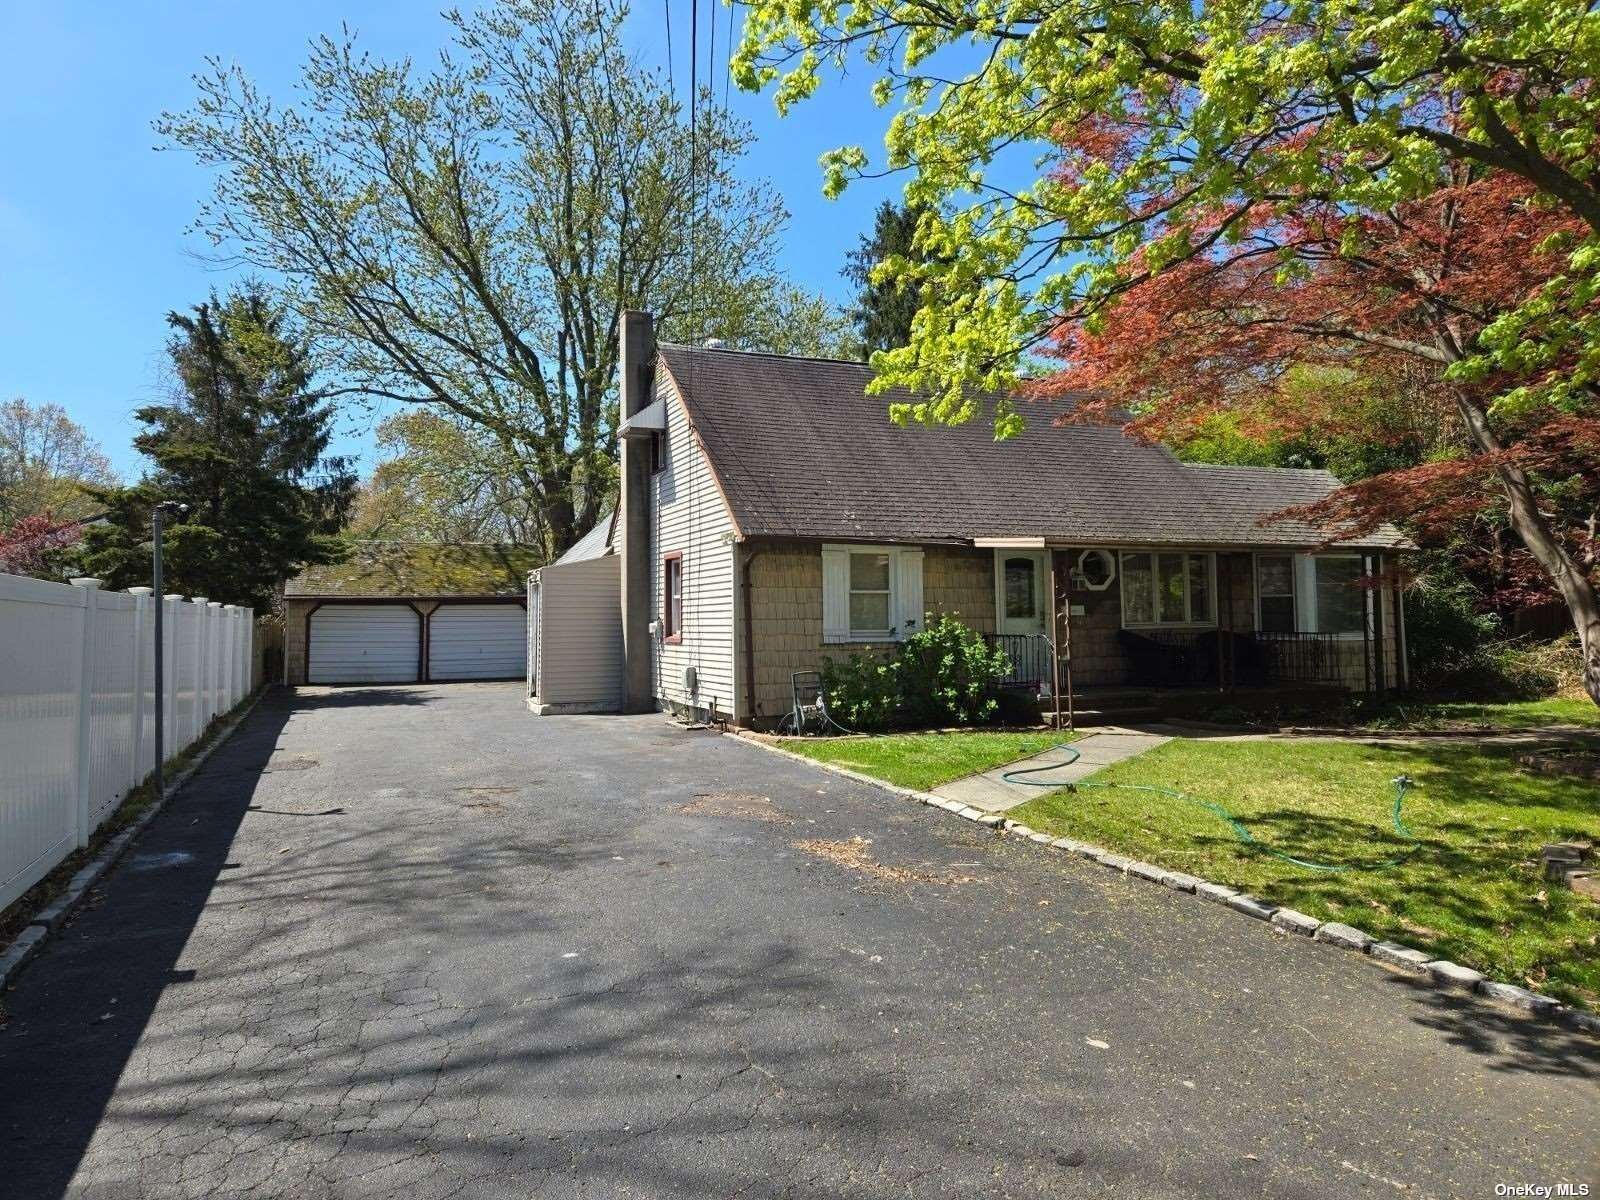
[[663, 0, 674, 94]]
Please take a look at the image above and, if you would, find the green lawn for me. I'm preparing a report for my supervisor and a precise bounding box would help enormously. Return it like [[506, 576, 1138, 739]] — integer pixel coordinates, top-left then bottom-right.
[[1008, 738, 1600, 1009], [779, 730, 1075, 793], [1353, 696, 1600, 731]]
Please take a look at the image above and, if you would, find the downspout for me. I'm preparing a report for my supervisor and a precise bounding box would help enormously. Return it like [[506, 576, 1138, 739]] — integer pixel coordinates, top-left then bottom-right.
[[741, 543, 761, 728]]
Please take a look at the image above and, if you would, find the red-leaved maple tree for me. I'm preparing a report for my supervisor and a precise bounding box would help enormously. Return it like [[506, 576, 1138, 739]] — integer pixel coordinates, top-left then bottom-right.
[[0, 512, 83, 578], [1032, 169, 1600, 702]]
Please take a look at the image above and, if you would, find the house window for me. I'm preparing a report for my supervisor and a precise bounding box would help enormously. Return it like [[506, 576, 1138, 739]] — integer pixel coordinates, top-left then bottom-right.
[[1255, 553, 1368, 635], [663, 552, 683, 643], [1257, 555, 1296, 634], [1004, 557, 1037, 619], [822, 545, 924, 643], [650, 430, 666, 474], [1120, 551, 1214, 627], [1313, 556, 1364, 635], [848, 551, 894, 637]]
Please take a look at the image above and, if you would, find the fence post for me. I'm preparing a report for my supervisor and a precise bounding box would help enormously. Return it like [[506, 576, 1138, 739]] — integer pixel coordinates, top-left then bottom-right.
[[163, 594, 183, 757], [224, 606, 238, 709], [128, 587, 152, 791], [191, 598, 209, 744], [69, 578, 101, 848]]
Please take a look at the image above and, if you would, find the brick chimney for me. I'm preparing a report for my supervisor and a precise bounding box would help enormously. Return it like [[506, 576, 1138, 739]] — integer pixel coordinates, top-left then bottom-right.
[[619, 310, 656, 712]]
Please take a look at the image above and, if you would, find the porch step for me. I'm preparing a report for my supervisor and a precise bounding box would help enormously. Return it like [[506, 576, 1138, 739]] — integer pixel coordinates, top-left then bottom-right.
[[1039, 703, 1164, 726]]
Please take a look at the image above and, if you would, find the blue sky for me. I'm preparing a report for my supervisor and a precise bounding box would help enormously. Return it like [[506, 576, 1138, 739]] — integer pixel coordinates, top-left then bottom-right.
[[0, 2, 902, 479]]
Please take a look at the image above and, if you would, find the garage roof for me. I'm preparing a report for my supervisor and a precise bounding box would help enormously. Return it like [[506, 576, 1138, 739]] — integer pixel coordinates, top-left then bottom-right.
[[286, 542, 543, 599]]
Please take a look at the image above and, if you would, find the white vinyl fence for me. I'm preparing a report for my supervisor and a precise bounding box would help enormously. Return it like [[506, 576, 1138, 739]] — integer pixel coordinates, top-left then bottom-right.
[[1, 574, 254, 912]]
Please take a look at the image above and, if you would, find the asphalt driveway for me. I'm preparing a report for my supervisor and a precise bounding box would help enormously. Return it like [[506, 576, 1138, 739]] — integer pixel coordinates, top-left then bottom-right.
[[2, 683, 1595, 1199]]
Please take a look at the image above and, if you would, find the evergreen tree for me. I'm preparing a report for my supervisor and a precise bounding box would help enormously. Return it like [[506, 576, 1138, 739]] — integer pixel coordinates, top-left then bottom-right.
[[842, 201, 926, 359], [81, 287, 356, 611]]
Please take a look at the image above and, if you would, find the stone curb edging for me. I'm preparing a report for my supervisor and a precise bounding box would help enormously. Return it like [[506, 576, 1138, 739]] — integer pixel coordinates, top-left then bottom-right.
[[727, 730, 1600, 1040], [0, 688, 270, 993]]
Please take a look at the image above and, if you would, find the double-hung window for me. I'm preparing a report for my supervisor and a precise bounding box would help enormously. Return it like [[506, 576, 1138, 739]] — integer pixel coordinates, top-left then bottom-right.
[[662, 552, 683, 643], [848, 551, 894, 639], [822, 545, 925, 643], [1120, 551, 1214, 627], [1256, 555, 1296, 634]]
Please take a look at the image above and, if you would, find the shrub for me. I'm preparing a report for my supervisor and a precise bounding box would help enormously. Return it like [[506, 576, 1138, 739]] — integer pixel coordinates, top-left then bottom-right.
[[1402, 565, 1567, 699], [819, 652, 900, 731], [895, 614, 1013, 727]]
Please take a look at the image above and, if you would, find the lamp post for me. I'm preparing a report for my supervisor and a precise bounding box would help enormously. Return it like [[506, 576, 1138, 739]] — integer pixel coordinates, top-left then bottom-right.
[[151, 501, 188, 801]]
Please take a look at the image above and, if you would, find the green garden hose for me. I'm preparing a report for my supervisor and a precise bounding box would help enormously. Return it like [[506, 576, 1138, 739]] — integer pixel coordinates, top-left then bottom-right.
[[1000, 746, 1418, 873]]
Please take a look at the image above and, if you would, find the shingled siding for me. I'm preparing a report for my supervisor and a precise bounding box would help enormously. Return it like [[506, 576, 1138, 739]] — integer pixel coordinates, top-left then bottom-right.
[[651, 374, 737, 720], [743, 543, 995, 723]]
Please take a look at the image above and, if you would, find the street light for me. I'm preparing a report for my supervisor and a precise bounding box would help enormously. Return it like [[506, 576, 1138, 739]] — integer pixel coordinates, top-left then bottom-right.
[[151, 501, 188, 802]]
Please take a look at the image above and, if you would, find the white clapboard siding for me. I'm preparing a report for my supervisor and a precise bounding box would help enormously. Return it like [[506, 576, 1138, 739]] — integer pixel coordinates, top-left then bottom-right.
[[650, 372, 736, 716], [428, 603, 526, 680], [307, 605, 420, 683], [532, 555, 623, 710]]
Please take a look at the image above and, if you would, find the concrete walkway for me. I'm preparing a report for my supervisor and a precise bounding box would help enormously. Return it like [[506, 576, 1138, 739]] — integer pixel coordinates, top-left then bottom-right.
[[931, 725, 1173, 813]]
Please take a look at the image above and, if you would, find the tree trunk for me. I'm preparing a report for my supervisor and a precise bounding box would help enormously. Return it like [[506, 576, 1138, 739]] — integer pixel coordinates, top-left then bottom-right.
[[1454, 392, 1600, 704]]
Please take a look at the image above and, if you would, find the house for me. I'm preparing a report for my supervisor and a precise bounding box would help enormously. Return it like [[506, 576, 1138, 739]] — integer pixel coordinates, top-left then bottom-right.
[[527, 311, 1409, 726], [283, 542, 540, 685]]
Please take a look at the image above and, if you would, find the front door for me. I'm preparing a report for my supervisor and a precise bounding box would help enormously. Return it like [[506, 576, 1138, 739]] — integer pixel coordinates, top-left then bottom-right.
[[995, 550, 1048, 637]]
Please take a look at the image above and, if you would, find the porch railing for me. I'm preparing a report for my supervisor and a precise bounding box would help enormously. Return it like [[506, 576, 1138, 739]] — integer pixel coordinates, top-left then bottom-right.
[[987, 633, 1054, 689], [988, 628, 1388, 691], [1119, 628, 1384, 689]]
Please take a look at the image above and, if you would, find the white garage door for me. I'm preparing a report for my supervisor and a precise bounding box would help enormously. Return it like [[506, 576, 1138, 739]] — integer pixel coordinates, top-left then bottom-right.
[[308, 605, 420, 683], [428, 604, 526, 681]]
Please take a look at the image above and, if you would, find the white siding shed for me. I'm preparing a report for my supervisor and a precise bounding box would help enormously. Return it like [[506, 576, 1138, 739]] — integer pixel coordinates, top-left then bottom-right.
[[526, 554, 623, 714]]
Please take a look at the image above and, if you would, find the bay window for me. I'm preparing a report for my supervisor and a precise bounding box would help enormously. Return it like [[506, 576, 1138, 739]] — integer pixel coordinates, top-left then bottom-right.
[[1120, 551, 1214, 627]]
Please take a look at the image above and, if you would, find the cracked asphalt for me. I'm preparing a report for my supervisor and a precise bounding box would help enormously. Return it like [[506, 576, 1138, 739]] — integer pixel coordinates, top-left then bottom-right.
[[1, 682, 1596, 1199]]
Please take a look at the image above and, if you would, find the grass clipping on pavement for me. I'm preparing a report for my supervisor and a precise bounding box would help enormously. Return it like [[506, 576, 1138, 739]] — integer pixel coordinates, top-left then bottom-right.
[[1008, 737, 1600, 1010]]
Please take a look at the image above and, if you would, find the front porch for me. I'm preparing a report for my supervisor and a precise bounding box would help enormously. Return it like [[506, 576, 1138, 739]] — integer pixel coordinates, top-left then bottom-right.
[[975, 543, 1407, 704]]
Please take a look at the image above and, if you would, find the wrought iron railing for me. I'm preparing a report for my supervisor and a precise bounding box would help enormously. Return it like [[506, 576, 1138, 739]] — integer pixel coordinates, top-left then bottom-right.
[[1117, 628, 1380, 688], [986, 633, 1054, 689], [989, 628, 1388, 691]]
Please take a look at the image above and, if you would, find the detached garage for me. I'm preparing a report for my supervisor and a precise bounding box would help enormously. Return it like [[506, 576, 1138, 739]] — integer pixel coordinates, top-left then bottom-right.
[[284, 542, 541, 686]]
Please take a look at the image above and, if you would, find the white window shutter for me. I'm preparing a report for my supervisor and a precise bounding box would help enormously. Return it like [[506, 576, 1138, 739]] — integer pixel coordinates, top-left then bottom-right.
[[895, 549, 925, 640], [821, 548, 851, 643]]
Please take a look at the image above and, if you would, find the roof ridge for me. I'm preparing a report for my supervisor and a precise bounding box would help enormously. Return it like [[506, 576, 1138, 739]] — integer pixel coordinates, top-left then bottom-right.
[[658, 341, 874, 369]]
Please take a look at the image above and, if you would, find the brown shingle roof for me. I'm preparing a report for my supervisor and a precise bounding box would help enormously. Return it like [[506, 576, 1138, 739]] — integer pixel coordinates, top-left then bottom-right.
[[657, 344, 1407, 550], [285, 542, 542, 598]]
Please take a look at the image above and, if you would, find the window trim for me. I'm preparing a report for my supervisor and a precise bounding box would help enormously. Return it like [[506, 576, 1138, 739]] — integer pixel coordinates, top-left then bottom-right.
[[845, 546, 897, 642], [649, 429, 666, 475], [1118, 549, 1217, 629], [662, 551, 683, 644]]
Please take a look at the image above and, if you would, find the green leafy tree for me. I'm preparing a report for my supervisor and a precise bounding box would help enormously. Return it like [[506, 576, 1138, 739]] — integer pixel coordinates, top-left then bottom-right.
[[160, 0, 842, 559], [0, 397, 117, 526], [351, 410, 546, 546], [80, 288, 356, 611], [842, 200, 927, 358]]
